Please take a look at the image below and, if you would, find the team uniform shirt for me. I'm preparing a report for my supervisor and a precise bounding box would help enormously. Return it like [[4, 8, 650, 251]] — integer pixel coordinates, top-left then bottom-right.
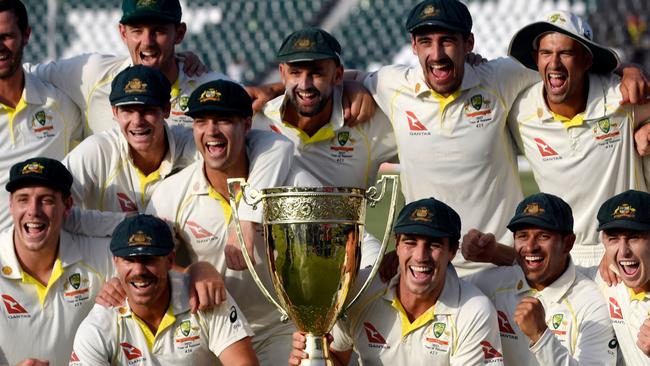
[[597, 275, 650, 364], [0, 229, 112, 366], [466, 260, 617, 365], [27, 54, 230, 136], [146, 157, 312, 365], [0, 71, 82, 231], [509, 74, 650, 266], [70, 271, 253, 366], [63, 128, 292, 236], [253, 86, 398, 267], [331, 266, 504, 365], [364, 59, 538, 276]]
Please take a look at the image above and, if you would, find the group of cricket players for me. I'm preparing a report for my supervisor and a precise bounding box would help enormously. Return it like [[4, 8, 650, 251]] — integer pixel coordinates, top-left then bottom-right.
[[1, 0, 650, 364]]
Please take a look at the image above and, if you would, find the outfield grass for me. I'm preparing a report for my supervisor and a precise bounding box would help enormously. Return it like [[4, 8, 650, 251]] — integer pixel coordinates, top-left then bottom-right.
[[364, 171, 540, 251]]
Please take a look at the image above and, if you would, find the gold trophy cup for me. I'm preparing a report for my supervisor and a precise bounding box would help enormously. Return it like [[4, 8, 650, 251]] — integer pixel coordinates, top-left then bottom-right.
[[227, 176, 398, 365]]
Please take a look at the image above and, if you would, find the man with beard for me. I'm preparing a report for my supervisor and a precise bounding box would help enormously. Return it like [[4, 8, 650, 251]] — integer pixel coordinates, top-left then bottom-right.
[[289, 198, 503, 365], [71, 215, 258, 366], [252, 28, 397, 268], [467, 193, 616, 365], [0, 0, 81, 231], [595, 190, 650, 363], [462, 11, 650, 269]]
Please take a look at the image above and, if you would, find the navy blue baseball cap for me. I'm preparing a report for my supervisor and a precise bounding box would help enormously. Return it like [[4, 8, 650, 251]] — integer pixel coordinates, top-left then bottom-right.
[[110, 215, 175, 257], [394, 198, 461, 245], [507, 193, 574, 233]]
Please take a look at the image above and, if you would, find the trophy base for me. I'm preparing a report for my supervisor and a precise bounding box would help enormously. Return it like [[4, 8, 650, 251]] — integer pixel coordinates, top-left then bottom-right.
[[303, 334, 334, 366]]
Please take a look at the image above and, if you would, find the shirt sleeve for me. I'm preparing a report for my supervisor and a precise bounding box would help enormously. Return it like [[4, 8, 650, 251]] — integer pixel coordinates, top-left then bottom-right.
[[330, 319, 355, 353], [530, 300, 617, 365], [451, 293, 504, 366], [62, 134, 107, 209], [70, 305, 116, 366], [241, 130, 295, 222], [63, 206, 126, 237], [485, 57, 539, 107], [203, 293, 254, 357]]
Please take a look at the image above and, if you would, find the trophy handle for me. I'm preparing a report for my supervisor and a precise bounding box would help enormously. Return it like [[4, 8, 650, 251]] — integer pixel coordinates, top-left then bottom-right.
[[226, 178, 290, 322], [342, 174, 399, 314]]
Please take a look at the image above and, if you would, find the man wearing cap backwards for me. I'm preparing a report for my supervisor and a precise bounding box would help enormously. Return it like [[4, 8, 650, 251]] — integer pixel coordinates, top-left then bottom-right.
[[465, 193, 616, 365], [0, 0, 82, 232], [0, 157, 227, 366], [591, 190, 650, 363], [289, 198, 504, 366], [70, 214, 259, 366], [145, 78, 319, 365], [462, 11, 650, 269], [252, 27, 397, 268], [62, 65, 292, 238]]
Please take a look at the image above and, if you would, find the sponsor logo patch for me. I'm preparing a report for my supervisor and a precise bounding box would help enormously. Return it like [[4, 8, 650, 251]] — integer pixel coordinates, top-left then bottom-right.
[[1, 294, 29, 318], [120, 342, 144, 362], [497, 310, 516, 338], [363, 322, 389, 349], [405, 111, 430, 136], [117, 193, 138, 212], [609, 297, 623, 321], [534, 138, 561, 160]]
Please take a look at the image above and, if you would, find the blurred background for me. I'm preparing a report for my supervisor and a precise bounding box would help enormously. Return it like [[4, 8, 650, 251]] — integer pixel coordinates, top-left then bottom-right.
[[24, 0, 649, 239]]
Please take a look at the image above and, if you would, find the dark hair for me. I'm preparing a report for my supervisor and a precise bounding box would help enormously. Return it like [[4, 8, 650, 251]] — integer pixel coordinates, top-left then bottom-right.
[[0, 0, 28, 35]]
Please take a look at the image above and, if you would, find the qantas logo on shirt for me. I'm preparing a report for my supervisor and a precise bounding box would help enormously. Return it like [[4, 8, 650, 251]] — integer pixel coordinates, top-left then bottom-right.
[[363, 322, 389, 349], [117, 193, 138, 212], [186, 221, 213, 239], [69, 351, 81, 364], [608, 297, 623, 320], [480, 341, 503, 362], [405, 111, 430, 136], [497, 311, 516, 337], [269, 125, 283, 135], [120, 342, 143, 361], [534, 138, 558, 157], [2, 294, 29, 318]]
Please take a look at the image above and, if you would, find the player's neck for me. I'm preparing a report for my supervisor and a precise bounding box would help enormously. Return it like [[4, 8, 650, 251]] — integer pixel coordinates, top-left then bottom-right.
[[13, 235, 59, 285], [396, 280, 442, 322], [130, 133, 169, 176], [129, 286, 171, 334], [0, 68, 25, 108], [284, 99, 334, 137], [203, 155, 249, 200], [545, 79, 589, 119]]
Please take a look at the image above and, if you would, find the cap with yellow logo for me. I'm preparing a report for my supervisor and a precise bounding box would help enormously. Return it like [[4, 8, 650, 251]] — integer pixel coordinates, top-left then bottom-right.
[[394, 197, 461, 244], [597, 190, 650, 232], [110, 214, 175, 257], [120, 0, 182, 25], [276, 28, 342, 63], [109, 65, 171, 107], [6, 157, 73, 197], [185, 79, 253, 118], [507, 193, 573, 233]]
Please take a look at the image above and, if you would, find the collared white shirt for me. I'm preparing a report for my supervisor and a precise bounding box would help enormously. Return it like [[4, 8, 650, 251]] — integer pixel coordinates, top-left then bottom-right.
[[467, 260, 617, 365], [597, 275, 650, 364], [364, 59, 538, 276], [331, 266, 504, 365], [0, 229, 112, 366], [27, 54, 230, 136], [0, 71, 82, 231], [70, 272, 253, 366], [509, 74, 650, 266]]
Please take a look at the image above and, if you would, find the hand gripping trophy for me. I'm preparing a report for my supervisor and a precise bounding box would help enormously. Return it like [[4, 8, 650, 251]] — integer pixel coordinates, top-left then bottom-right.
[[228, 176, 399, 365]]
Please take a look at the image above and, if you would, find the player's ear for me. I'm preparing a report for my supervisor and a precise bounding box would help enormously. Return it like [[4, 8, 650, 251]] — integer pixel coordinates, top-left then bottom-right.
[[410, 34, 417, 55], [22, 26, 31, 46], [174, 23, 187, 45], [162, 103, 171, 119], [562, 233, 576, 254], [112, 106, 120, 119], [279, 63, 287, 84], [333, 63, 344, 86], [464, 32, 475, 53], [118, 24, 128, 43], [243, 116, 252, 132]]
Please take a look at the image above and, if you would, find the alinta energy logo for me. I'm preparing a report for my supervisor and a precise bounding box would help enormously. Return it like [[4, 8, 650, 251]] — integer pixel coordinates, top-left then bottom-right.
[[2, 294, 30, 319]]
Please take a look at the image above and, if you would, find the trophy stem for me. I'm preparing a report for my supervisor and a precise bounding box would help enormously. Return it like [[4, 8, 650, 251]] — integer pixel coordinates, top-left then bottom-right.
[[303, 334, 334, 366]]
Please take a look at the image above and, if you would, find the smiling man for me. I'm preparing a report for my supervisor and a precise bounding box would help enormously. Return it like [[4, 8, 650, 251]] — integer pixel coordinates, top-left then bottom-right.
[[466, 193, 616, 365], [289, 198, 503, 366], [71, 214, 258, 366], [596, 190, 650, 363]]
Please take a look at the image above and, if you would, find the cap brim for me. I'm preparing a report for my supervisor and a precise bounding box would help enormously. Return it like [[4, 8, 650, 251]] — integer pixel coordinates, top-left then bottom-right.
[[408, 20, 468, 34], [6, 176, 69, 195], [508, 22, 620, 74], [598, 219, 650, 232], [112, 246, 173, 257], [185, 105, 252, 118], [277, 52, 340, 63], [111, 95, 168, 107], [394, 224, 451, 239], [507, 216, 565, 232]]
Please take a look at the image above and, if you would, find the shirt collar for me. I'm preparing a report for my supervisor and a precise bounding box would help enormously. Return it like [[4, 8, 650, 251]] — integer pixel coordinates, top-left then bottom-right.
[[413, 63, 480, 98], [0, 229, 83, 280], [22, 72, 47, 106], [513, 259, 577, 303], [383, 265, 461, 315]]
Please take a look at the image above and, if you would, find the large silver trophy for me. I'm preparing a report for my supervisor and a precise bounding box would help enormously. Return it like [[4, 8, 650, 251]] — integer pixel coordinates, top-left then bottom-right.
[[227, 176, 398, 365]]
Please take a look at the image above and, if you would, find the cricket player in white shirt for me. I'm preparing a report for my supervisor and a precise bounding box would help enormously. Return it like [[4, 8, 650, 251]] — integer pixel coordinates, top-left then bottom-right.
[[467, 193, 616, 365], [595, 190, 650, 364], [289, 198, 504, 366], [70, 214, 258, 366]]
